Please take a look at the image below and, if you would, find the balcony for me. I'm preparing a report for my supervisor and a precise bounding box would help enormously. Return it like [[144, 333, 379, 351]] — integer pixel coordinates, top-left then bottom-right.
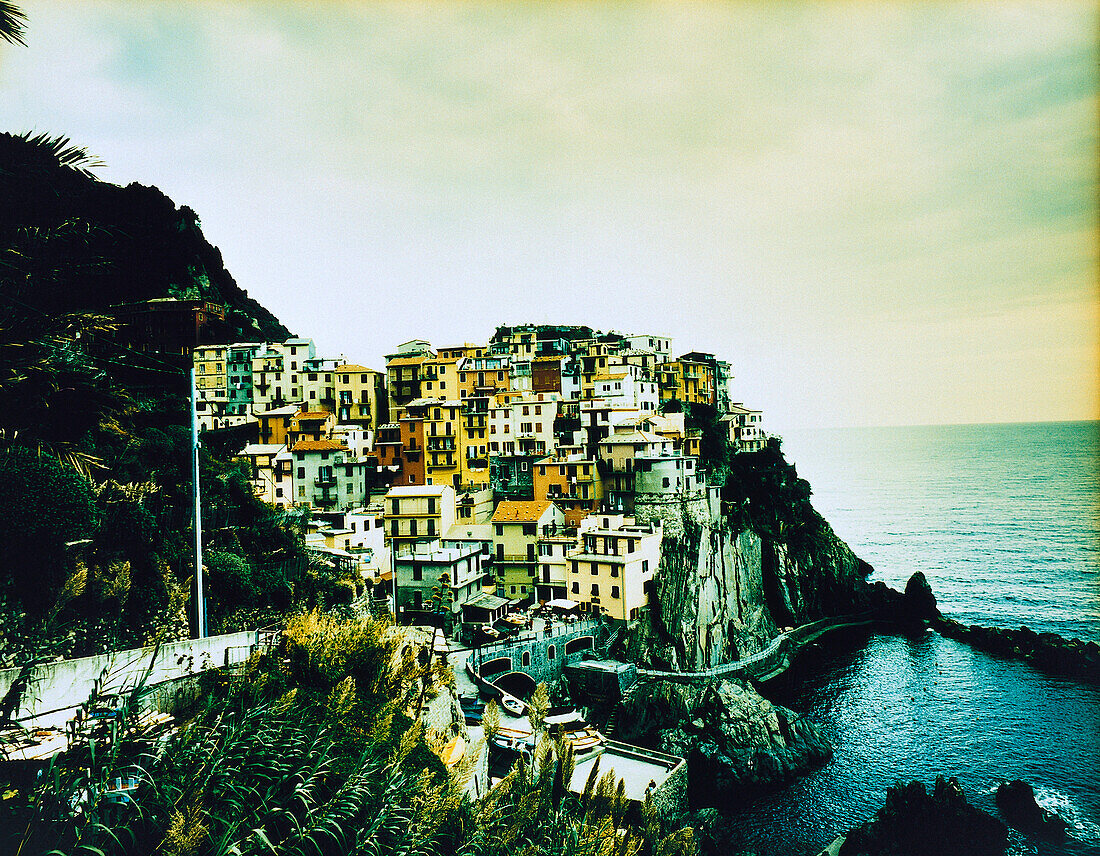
[[315, 473, 336, 486]]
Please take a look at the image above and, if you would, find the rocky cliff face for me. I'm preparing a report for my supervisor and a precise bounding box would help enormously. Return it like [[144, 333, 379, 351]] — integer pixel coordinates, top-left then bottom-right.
[[620, 510, 873, 672]]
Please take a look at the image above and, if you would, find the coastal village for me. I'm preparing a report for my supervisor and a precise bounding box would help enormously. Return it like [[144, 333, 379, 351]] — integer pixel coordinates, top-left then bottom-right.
[[186, 316, 767, 805], [186, 319, 764, 626]]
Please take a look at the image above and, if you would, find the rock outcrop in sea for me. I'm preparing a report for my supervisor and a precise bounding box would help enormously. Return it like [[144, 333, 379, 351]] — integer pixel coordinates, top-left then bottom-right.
[[840, 777, 1010, 856], [934, 618, 1100, 682]]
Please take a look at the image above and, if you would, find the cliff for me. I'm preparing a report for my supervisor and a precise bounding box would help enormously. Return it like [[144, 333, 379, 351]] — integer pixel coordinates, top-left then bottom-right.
[[613, 440, 880, 803], [0, 131, 291, 343], [620, 507, 873, 673]]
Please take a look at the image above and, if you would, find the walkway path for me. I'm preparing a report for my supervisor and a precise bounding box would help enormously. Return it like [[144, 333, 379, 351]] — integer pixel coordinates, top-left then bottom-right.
[[633, 613, 877, 684]]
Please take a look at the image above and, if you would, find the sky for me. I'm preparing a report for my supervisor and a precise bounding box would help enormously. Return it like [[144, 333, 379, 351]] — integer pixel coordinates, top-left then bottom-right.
[[1, 1, 1096, 431]]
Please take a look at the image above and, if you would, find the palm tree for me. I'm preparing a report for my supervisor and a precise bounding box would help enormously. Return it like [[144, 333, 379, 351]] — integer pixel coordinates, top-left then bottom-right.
[[0, 1, 26, 46]]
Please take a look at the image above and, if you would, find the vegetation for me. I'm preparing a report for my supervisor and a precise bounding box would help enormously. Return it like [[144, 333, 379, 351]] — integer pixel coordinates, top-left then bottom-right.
[[0, 123, 340, 662], [3, 612, 697, 856]]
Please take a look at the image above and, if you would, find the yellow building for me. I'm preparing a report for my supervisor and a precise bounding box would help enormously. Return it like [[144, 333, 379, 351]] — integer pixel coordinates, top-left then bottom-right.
[[420, 357, 461, 400], [436, 343, 486, 361], [423, 400, 463, 488], [386, 354, 428, 416], [492, 499, 565, 602], [656, 357, 715, 407], [383, 484, 457, 554], [567, 514, 662, 622], [335, 364, 385, 429], [459, 394, 492, 488], [193, 345, 228, 430]]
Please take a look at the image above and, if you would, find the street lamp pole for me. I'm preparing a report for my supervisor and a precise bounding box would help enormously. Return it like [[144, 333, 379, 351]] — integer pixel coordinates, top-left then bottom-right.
[[190, 367, 206, 638]]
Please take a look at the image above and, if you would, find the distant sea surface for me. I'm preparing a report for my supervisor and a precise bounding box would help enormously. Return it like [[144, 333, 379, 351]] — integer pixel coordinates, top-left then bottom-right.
[[718, 422, 1100, 856]]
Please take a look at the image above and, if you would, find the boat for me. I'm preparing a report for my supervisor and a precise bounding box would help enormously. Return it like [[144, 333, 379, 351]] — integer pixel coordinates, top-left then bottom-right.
[[441, 736, 466, 767], [490, 722, 605, 756]]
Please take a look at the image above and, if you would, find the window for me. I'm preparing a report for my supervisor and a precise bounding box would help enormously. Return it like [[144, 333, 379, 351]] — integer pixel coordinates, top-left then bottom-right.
[[642, 560, 649, 574], [662, 477, 670, 488], [591, 584, 599, 597], [409, 520, 417, 536], [611, 586, 619, 599], [427, 497, 435, 514], [297, 467, 305, 479], [427, 519, 435, 536], [412, 564, 422, 581], [495, 524, 503, 536], [522, 651, 531, 667], [522, 523, 535, 536], [391, 521, 399, 536], [548, 644, 556, 660], [510, 585, 517, 595], [571, 581, 579, 594]]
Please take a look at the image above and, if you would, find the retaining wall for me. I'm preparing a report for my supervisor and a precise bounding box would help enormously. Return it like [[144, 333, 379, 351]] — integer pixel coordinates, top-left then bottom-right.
[[467, 619, 607, 686], [0, 631, 267, 729]]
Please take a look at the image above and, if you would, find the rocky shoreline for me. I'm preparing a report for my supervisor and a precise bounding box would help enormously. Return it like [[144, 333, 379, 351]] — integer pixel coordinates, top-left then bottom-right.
[[616, 676, 831, 804], [933, 616, 1100, 683]]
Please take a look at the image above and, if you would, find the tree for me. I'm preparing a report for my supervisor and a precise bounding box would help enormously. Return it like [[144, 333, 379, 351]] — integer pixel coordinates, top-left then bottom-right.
[[483, 698, 501, 743], [0, 446, 99, 613]]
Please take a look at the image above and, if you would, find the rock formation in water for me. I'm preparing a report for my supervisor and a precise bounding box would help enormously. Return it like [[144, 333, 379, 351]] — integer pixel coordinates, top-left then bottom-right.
[[840, 777, 1009, 856], [995, 780, 1069, 840], [935, 618, 1100, 682]]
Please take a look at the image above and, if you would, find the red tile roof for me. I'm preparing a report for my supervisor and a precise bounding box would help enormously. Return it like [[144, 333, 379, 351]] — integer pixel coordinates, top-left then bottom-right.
[[492, 500, 554, 523], [292, 439, 345, 452]]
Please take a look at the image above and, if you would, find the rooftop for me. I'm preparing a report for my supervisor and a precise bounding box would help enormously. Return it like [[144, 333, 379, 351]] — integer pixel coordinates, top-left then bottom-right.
[[292, 439, 345, 452], [237, 444, 286, 456], [385, 484, 452, 497], [570, 741, 684, 803], [334, 363, 377, 372], [294, 410, 332, 421], [492, 499, 555, 523], [257, 404, 301, 417]]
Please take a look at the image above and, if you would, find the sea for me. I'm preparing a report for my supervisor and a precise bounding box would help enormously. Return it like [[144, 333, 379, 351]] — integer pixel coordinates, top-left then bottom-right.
[[718, 421, 1100, 856]]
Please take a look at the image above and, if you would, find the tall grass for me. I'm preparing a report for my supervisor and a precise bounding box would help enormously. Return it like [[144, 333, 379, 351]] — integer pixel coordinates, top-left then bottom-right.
[[2, 611, 696, 856]]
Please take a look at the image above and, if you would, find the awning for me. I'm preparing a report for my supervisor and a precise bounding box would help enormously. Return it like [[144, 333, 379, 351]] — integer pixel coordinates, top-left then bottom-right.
[[463, 593, 511, 612], [545, 598, 579, 611]]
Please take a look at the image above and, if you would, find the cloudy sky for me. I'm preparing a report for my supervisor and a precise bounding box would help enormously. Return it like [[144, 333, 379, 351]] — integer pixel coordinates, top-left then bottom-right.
[[1, 2, 1096, 430]]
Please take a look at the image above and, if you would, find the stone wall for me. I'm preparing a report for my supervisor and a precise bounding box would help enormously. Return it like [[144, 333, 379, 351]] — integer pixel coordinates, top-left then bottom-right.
[[0, 630, 266, 728], [467, 619, 607, 685]]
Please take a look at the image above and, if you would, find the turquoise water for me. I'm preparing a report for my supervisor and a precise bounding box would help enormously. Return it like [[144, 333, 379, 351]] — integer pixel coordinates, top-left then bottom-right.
[[719, 422, 1100, 856]]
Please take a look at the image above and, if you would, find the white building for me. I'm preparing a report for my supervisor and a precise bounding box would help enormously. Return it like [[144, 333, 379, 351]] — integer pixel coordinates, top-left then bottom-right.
[[290, 438, 369, 511]]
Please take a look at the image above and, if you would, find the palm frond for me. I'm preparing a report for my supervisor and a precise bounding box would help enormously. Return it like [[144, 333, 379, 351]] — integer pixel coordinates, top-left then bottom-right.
[[0, 1, 27, 46], [14, 131, 104, 179]]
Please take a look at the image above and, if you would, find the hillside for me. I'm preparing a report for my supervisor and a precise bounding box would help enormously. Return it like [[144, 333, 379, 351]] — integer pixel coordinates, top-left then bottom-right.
[[0, 131, 290, 342], [0, 133, 333, 665]]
